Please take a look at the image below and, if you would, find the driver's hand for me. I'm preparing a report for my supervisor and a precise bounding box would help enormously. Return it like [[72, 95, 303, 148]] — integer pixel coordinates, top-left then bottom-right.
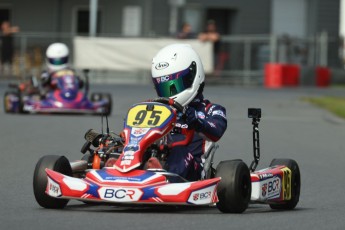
[[185, 106, 204, 132]]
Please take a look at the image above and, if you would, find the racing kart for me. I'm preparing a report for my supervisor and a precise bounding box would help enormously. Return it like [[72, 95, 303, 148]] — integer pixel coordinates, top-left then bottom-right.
[[3, 69, 112, 115], [33, 98, 300, 213]]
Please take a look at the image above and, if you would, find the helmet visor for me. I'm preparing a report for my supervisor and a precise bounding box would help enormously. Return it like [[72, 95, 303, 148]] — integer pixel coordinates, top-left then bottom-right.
[[153, 62, 196, 98], [48, 57, 68, 66]]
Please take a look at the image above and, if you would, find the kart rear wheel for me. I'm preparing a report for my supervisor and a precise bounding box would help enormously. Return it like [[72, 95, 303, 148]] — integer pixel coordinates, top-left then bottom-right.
[[4, 92, 12, 113], [33, 155, 72, 209], [4, 91, 18, 113], [102, 93, 112, 116], [91, 92, 103, 102], [269, 158, 301, 210], [91, 93, 112, 116], [215, 160, 251, 213]]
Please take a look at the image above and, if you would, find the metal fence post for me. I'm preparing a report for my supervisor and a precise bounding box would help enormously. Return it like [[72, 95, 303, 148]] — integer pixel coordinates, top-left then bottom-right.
[[270, 34, 277, 63], [319, 31, 328, 66], [244, 39, 252, 84], [20, 35, 27, 78]]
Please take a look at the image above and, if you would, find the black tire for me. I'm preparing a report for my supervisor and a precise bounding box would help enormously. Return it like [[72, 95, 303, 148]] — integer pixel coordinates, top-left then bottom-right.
[[33, 155, 72, 209], [102, 93, 112, 116], [4, 91, 18, 113], [91, 92, 103, 102], [269, 158, 301, 210], [215, 160, 251, 213], [4, 92, 12, 113]]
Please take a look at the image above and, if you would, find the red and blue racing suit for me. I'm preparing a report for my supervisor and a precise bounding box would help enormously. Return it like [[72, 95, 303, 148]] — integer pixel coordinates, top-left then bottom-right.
[[166, 94, 227, 181]]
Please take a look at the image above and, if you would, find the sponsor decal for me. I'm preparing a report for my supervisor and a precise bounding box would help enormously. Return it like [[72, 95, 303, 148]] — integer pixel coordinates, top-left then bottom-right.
[[207, 121, 216, 128], [259, 173, 273, 180], [24, 105, 34, 111], [261, 183, 267, 197], [120, 160, 132, 166], [124, 145, 139, 152], [99, 187, 143, 202], [122, 151, 135, 161], [212, 110, 226, 119], [160, 76, 170, 83], [155, 62, 169, 70], [131, 128, 149, 137], [193, 191, 212, 201], [188, 185, 216, 205], [207, 105, 216, 115], [121, 145, 138, 164], [47, 177, 61, 197], [193, 193, 199, 201], [175, 123, 188, 129], [261, 177, 281, 198], [197, 111, 205, 119], [129, 137, 140, 145], [104, 176, 141, 182]]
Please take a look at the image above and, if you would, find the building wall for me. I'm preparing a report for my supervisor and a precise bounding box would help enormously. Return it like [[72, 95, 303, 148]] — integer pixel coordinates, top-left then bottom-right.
[[3, 0, 339, 37], [186, 0, 271, 35], [1, 0, 341, 70]]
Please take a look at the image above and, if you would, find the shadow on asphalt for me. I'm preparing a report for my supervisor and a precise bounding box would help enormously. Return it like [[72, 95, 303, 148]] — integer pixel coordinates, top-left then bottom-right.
[[45, 203, 308, 215]]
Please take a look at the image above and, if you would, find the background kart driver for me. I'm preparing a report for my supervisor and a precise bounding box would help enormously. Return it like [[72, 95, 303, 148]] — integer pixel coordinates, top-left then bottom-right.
[[150, 44, 227, 181], [40, 43, 83, 97]]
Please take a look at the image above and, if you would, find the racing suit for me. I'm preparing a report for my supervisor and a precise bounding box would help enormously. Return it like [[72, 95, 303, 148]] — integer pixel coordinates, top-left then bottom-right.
[[166, 93, 227, 181], [40, 68, 83, 97]]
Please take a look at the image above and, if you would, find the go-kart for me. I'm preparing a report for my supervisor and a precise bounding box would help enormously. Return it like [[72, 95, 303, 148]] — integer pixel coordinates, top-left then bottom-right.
[[3, 69, 112, 115], [33, 98, 300, 213]]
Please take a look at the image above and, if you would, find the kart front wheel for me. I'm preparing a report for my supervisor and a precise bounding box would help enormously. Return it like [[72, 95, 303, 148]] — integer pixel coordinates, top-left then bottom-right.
[[269, 158, 301, 210], [33, 155, 72, 209], [215, 160, 251, 213]]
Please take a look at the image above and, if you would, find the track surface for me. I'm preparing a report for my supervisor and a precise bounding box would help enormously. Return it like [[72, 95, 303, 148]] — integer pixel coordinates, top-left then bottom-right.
[[1, 83, 345, 229]]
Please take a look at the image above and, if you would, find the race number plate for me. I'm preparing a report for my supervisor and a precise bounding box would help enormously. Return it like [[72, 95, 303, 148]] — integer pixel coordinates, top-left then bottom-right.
[[126, 104, 173, 128]]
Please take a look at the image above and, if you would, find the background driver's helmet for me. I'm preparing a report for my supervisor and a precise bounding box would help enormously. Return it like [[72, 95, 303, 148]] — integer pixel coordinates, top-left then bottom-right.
[[151, 44, 205, 107], [46, 43, 69, 71]]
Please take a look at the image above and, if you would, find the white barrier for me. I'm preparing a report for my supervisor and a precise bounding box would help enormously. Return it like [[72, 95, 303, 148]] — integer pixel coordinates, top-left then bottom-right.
[[73, 36, 214, 73]]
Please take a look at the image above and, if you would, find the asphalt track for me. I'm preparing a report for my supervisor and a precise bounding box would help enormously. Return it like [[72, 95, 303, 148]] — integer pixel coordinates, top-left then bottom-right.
[[1, 82, 345, 230]]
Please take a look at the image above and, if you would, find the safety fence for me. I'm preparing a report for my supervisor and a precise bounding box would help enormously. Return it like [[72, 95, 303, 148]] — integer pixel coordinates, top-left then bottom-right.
[[1, 32, 342, 86]]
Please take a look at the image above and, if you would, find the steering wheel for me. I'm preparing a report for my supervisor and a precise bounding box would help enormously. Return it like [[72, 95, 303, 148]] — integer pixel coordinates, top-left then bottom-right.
[[151, 97, 194, 148], [151, 97, 184, 113]]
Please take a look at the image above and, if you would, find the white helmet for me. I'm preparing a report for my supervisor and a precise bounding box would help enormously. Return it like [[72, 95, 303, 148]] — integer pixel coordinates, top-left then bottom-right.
[[151, 44, 205, 107], [46, 43, 69, 71]]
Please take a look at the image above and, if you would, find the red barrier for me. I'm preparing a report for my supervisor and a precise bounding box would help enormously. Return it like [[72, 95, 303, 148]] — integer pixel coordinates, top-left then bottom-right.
[[264, 63, 283, 88], [315, 66, 331, 87], [283, 64, 300, 86], [264, 63, 300, 88]]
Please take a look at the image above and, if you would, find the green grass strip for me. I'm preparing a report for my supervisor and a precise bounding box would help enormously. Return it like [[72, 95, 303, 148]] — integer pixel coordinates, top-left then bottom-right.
[[303, 97, 345, 119]]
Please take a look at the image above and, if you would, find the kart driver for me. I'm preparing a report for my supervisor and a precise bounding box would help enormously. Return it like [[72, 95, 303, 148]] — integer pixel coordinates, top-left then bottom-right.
[[40, 43, 83, 97], [150, 43, 227, 181]]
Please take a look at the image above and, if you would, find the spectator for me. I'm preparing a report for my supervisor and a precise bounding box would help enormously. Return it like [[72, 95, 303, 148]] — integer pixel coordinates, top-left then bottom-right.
[[198, 20, 223, 75], [176, 23, 196, 39], [198, 19, 220, 49], [1, 21, 19, 75]]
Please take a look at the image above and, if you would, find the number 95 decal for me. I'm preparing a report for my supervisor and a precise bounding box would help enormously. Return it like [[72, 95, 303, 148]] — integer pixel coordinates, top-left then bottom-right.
[[126, 104, 173, 128]]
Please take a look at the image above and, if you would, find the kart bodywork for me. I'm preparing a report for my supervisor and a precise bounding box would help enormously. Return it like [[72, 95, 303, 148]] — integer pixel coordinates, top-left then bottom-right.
[[4, 70, 111, 115]]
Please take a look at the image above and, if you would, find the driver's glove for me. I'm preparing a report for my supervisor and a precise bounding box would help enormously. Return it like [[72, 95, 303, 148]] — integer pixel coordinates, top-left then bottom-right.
[[185, 106, 205, 132]]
